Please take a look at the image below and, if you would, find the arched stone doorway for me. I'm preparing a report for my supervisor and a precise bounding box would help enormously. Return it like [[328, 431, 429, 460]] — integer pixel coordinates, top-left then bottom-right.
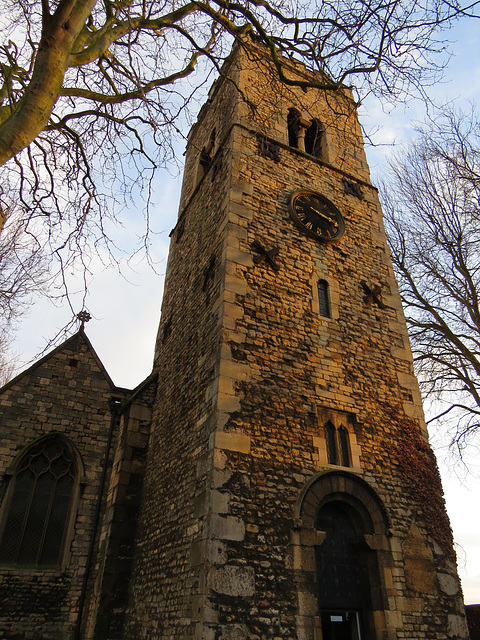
[[292, 471, 395, 640]]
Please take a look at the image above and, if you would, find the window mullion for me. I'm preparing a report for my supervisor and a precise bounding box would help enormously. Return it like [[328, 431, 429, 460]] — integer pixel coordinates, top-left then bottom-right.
[[36, 476, 57, 567], [16, 474, 38, 564]]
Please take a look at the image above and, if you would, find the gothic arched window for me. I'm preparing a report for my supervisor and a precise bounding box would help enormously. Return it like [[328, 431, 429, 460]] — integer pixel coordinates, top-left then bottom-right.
[[324, 421, 338, 465], [305, 119, 324, 158], [0, 436, 79, 568], [338, 425, 350, 467]]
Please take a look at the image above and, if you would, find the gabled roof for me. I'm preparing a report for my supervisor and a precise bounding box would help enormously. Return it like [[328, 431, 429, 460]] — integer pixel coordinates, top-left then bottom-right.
[[0, 328, 124, 394]]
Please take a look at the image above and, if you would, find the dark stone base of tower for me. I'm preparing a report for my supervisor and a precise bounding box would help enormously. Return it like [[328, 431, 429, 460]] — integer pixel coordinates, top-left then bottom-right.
[[0, 43, 471, 639]]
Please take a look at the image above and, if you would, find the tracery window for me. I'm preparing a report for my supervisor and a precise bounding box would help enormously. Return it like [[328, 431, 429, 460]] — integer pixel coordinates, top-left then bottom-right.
[[0, 436, 78, 568]]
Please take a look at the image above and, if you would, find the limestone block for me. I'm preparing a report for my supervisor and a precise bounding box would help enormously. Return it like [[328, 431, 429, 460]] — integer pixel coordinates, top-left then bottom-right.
[[211, 514, 245, 541], [209, 565, 255, 597], [219, 624, 250, 640], [222, 300, 245, 319], [224, 275, 248, 295], [438, 572, 460, 596], [403, 522, 433, 558], [372, 610, 386, 630], [211, 489, 230, 514], [212, 469, 232, 489], [397, 371, 422, 394], [384, 610, 403, 628], [225, 245, 254, 267], [402, 402, 426, 421], [215, 430, 251, 454], [229, 201, 254, 221], [218, 377, 235, 395], [405, 557, 436, 594], [193, 490, 207, 517], [197, 452, 212, 479], [232, 181, 254, 195], [207, 540, 228, 564], [226, 223, 248, 240], [293, 545, 315, 571], [213, 449, 227, 470], [191, 539, 206, 567], [230, 188, 246, 203], [216, 392, 241, 413], [297, 590, 318, 616], [448, 614, 470, 638]]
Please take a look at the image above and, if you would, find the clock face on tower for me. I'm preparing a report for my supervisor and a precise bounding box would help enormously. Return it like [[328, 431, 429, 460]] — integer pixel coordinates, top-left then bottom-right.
[[289, 190, 345, 242]]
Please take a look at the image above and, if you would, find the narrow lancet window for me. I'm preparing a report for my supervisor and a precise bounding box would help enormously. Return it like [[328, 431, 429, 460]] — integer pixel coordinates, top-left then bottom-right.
[[324, 421, 351, 468], [339, 425, 350, 467], [325, 421, 337, 465], [318, 280, 330, 318]]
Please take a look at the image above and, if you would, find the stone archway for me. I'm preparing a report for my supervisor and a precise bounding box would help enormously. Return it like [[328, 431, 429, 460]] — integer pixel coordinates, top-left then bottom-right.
[[292, 471, 396, 640]]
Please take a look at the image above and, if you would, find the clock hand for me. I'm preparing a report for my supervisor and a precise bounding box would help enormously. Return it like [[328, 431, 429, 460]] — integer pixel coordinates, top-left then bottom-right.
[[310, 207, 338, 227]]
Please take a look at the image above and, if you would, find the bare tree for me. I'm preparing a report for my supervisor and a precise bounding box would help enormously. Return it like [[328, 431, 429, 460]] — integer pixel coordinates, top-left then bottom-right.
[[0, 0, 479, 356], [0, 210, 49, 324], [0, 208, 50, 382], [0, 334, 16, 386], [383, 108, 480, 450], [2, 0, 479, 222]]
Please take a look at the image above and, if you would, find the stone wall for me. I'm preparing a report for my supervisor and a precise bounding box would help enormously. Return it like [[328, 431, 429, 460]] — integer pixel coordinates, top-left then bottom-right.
[[85, 375, 157, 640], [0, 331, 125, 640]]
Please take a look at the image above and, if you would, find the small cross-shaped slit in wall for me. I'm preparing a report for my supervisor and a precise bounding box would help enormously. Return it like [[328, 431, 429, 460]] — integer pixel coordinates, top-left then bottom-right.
[[251, 240, 280, 271], [360, 281, 386, 309], [203, 254, 216, 291]]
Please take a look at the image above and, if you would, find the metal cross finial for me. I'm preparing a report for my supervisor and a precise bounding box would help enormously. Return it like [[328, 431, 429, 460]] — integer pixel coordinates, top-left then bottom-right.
[[76, 310, 92, 329]]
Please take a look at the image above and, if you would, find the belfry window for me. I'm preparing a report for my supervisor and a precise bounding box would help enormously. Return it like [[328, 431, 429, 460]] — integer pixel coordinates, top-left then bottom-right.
[[0, 436, 78, 568], [196, 128, 217, 185], [324, 421, 351, 467], [318, 280, 330, 317], [305, 119, 324, 158], [287, 108, 301, 147]]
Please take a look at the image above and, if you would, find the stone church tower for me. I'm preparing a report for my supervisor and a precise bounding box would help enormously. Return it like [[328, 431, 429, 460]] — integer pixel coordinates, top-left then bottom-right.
[[123, 43, 468, 640]]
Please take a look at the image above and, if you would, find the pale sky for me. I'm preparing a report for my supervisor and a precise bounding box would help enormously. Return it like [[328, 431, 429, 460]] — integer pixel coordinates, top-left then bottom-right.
[[7, 18, 480, 605]]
